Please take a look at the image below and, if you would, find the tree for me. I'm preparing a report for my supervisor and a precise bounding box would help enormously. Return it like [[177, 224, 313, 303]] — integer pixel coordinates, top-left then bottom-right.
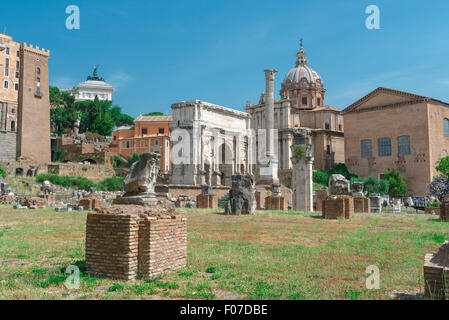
[[428, 175, 449, 200], [328, 163, 358, 180], [436, 156, 449, 177], [143, 112, 164, 116], [350, 176, 389, 196], [0, 165, 6, 179], [384, 168, 407, 196], [50, 86, 134, 136], [126, 153, 141, 167]]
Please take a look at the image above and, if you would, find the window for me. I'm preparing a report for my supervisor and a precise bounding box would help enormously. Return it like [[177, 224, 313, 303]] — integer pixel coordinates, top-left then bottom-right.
[[5, 58, 9, 67], [317, 98, 321, 106], [10, 121, 15, 132], [16, 61, 19, 69], [3, 80, 8, 89], [378, 137, 392, 157], [113, 136, 116, 141], [4, 68, 8, 77], [444, 118, 449, 136], [36, 87, 41, 96], [339, 124, 342, 131], [15, 71, 19, 78], [158, 128, 164, 134], [361, 139, 372, 158], [36, 67, 40, 74], [155, 139, 159, 146], [16, 51, 19, 57], [301, 97, 308, 105], [397, 136, 411, 156], [126, 141, 130, 149], [14, 83, 18, 91], [5, 47, 9, 55], [37, 77, 40, 83], [142, 128, 147, 135], [325, 123, 330, 130]]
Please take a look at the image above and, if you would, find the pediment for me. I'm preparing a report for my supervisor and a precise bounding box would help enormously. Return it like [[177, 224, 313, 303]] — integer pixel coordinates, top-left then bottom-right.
[[343, 87, 428, 113]]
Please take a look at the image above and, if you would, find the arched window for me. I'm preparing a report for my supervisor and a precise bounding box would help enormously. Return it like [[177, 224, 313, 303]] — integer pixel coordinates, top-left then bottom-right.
[[444, 118, 449, 136]]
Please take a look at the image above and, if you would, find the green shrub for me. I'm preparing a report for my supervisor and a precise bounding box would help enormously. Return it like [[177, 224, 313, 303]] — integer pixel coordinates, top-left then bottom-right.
[[0, 165, 6, 179], [293, 146, 305, 160], [428, 201, 440, 208], [96, 177, 124, 191], [350, 176, 389, 196], [36, 174, 124, 191], [313, 170, 329, 185]]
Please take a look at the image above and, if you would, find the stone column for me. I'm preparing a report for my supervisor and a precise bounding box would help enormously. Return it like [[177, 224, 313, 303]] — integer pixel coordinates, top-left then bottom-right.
[[264, 69, 276, 156], [291, 128, 314, 212], [259, 70, 279, 184]]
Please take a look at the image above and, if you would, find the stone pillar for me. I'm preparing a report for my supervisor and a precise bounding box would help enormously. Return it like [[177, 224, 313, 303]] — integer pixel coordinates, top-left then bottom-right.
[[259, 69, 279, 184], [290, 128, 314, 212]]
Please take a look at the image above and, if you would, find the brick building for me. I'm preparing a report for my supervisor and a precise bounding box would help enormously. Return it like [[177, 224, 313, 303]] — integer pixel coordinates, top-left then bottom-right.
[[0, 33, 50, 162], [109, 115, 172, 173], [343, 87, 449, 196]]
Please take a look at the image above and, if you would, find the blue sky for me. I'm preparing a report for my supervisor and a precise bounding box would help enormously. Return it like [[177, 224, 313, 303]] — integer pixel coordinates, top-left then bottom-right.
[[2, 0, 449, 117]]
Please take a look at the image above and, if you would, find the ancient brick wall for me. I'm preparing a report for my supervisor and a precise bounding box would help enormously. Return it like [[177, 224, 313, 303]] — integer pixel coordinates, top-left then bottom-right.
[[0, 131, 17, 161], [138, 215, 187, 278], [156, 185, 230, 201], [48, 163, 114, 182]]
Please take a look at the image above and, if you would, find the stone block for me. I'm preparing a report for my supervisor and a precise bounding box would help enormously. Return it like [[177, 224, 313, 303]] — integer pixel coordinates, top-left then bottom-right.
[[85, 204, 186, 280], [196, 194, 217, 209], [353, 197, 370, 213], [264, 195, 286, 211], [424, 240, 449, 299], [315, 189, 328, 212], [322, 195, 354, 220]]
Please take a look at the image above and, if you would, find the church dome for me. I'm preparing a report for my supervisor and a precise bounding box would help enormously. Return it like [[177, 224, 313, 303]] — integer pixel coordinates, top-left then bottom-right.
[[284, 64, 321, 84], [283, 41, 322, 85]]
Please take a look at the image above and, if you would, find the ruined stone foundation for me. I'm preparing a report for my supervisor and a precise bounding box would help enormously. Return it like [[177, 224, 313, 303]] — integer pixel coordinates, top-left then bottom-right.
[[424, 240, 449, 299], [353, 197, 370, 213], [85, 203, 187, 280], [196, 194, 218, 209], [322, 195, 354, 219]]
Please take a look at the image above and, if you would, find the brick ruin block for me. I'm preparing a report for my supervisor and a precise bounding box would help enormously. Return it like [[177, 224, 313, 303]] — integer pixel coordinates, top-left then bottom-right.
[[79, 198, 102, 211], [424, 240, 449, 299], [264, 195, 286, 210], [315, 189, 328, 212], [196, 194, 218, 209], [353, 197, 370, 213], [39, 194, 55, 204], [22, 197, 46, 208], [322, 195, 354, 219], [138, 215, 187, 278], [85, 211, 139, 280], [85, 203, 187, 280], [440, 199, 449, 222]]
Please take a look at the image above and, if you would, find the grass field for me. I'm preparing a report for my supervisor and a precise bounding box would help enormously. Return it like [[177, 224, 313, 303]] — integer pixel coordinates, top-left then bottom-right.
[[0, 204, 447, 300]]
